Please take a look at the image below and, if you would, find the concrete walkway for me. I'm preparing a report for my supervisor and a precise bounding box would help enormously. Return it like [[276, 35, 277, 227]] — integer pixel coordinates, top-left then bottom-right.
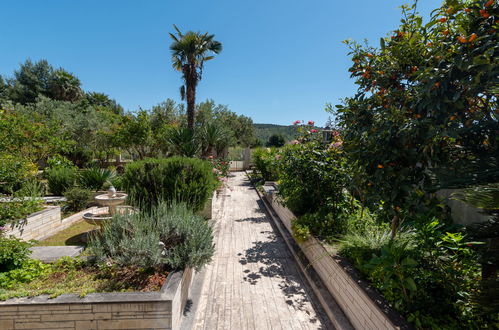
[[189, 172, 332, 330]]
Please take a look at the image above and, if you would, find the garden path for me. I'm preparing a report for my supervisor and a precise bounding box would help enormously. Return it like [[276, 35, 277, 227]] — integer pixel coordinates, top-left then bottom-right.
[[189, 172, 332, 330]]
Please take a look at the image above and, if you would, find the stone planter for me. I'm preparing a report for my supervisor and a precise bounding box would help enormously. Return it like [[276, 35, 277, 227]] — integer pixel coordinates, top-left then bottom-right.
[[3, 206, 100, 242], [0, 268, 194, 330], [261, 188, 409, 330], [199, 191, 217, 220], [4, 206, 61, 241]]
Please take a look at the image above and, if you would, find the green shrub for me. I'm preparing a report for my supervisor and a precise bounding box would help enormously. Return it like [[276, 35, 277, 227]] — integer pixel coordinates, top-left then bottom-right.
[[79, 167, 115, 191], [338, 225, 396, 270], [88, 202, 214, 270], [0, 236, 32, 272], [0, 154, 37, 194], [0, 199, 43, 227], [292, 208, 355, 242], [45, 167, 78, 195], [291, 220, 311, 243], [0, 259, 49, 289], [277, 142, 348, 216], [46, 155, 75, 169], [252, 147, 279, 181], [64, 188, 91, 212], [17, 179, 46, 197], [123, 157, 216, 212]]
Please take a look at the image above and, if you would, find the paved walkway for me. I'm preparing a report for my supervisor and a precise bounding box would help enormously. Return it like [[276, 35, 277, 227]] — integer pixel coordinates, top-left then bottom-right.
[[190, 172, 331, 330]]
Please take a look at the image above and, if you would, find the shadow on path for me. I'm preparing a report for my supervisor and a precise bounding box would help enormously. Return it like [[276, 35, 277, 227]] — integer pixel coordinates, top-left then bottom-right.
[[237, 220, 321, 326]]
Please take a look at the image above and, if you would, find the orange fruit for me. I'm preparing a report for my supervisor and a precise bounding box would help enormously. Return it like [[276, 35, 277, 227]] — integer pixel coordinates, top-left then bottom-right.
[[450, 115, 457, 120], [480, 9, 491, 18], [446, 7, 454, 14], [367, 53, 374, 58], [485, 0, 494, 8], [457, 35, 468, 43], [468, 33, 477, 42], [439, 17, 447, 23], [442, 29, 450, 36], [377, 164, 384, 169], [465, 8, 472, 13], [434, 82, 441, 88]]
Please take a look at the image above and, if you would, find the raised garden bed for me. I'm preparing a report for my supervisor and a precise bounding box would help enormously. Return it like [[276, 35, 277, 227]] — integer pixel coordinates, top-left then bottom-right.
[[3, 206, 99, 242], [0, 268, 193, 330], [260, 184, 410, 330]]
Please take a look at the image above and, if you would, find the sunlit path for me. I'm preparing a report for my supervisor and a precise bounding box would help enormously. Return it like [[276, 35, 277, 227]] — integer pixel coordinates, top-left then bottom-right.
[[190, 172, 331, 330]]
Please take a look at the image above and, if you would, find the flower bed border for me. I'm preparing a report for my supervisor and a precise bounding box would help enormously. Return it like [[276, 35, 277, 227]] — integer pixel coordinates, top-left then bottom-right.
[[258, 182, 411, 330], [0, 267, 194, 330]]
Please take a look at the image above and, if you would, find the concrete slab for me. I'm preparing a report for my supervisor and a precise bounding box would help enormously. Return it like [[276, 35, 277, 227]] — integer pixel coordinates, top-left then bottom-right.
[[30, 246, 84, 263]]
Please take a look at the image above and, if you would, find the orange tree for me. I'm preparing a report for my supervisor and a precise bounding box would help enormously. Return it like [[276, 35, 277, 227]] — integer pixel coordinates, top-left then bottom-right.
[[336, 0, 498, 236]]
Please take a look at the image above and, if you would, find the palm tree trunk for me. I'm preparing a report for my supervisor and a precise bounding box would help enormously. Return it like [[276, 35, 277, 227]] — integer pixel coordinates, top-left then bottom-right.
[[186, 64, 197, 131]]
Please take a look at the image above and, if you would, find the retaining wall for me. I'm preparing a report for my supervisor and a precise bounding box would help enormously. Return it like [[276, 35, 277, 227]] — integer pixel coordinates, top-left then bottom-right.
[[0, 268, 193, 330], [266, 191, 408, 330], [4, 207, 99, 242]]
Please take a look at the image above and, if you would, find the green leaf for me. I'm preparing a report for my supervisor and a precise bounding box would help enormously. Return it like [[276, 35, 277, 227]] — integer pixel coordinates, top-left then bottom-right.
[[404, 277, 417, 291]]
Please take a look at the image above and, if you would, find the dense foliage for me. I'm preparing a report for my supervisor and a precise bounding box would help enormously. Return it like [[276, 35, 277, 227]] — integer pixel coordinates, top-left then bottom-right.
[[123, 157, 217, 211], [79, 167, 116, 191], [251, 1, 498, 327], [252, 148, 280, 182], [277, 128, 347, 216], [253, 123, 298, 145], [45, 166, 78, 196], [0, 236, 32, 272], [0, 199, 43, 227], [0, 154, 37, 195], [63, 188, 91, 212], [266, 134, 285, 147], [336, 0, 498, 236]]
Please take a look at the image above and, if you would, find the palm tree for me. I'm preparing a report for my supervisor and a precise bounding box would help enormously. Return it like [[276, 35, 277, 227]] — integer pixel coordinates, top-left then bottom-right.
[[169, 25, 222, 131]]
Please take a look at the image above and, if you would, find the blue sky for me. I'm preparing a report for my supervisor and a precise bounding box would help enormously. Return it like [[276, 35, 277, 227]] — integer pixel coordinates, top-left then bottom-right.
[[0, 0, 441, 125]]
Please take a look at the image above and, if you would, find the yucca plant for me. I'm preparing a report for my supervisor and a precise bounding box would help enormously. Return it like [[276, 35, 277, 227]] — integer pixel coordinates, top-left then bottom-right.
[[79, 167, 116, 191], [165, 126, 200, 157], [199, 122, 232, 158]]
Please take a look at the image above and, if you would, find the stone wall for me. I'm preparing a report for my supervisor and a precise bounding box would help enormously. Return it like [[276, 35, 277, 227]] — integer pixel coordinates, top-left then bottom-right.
[[266, 192, 408, 330], [4, 206, 99, 242], [437, 189, 490, 225], [0, 269, 193, 330], [0, 301, 172, 330]]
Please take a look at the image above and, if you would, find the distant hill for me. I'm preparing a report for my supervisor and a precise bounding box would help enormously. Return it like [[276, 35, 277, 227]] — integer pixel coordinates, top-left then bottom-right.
[[253, 123, 298, 144]]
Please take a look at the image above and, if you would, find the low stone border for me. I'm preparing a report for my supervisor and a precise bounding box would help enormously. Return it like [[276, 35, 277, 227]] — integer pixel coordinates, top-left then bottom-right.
[[199, 190, 217, 220], [260, 185, 410, 330], [4, 206, 100, 242], [0, 268, 194, 330]]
